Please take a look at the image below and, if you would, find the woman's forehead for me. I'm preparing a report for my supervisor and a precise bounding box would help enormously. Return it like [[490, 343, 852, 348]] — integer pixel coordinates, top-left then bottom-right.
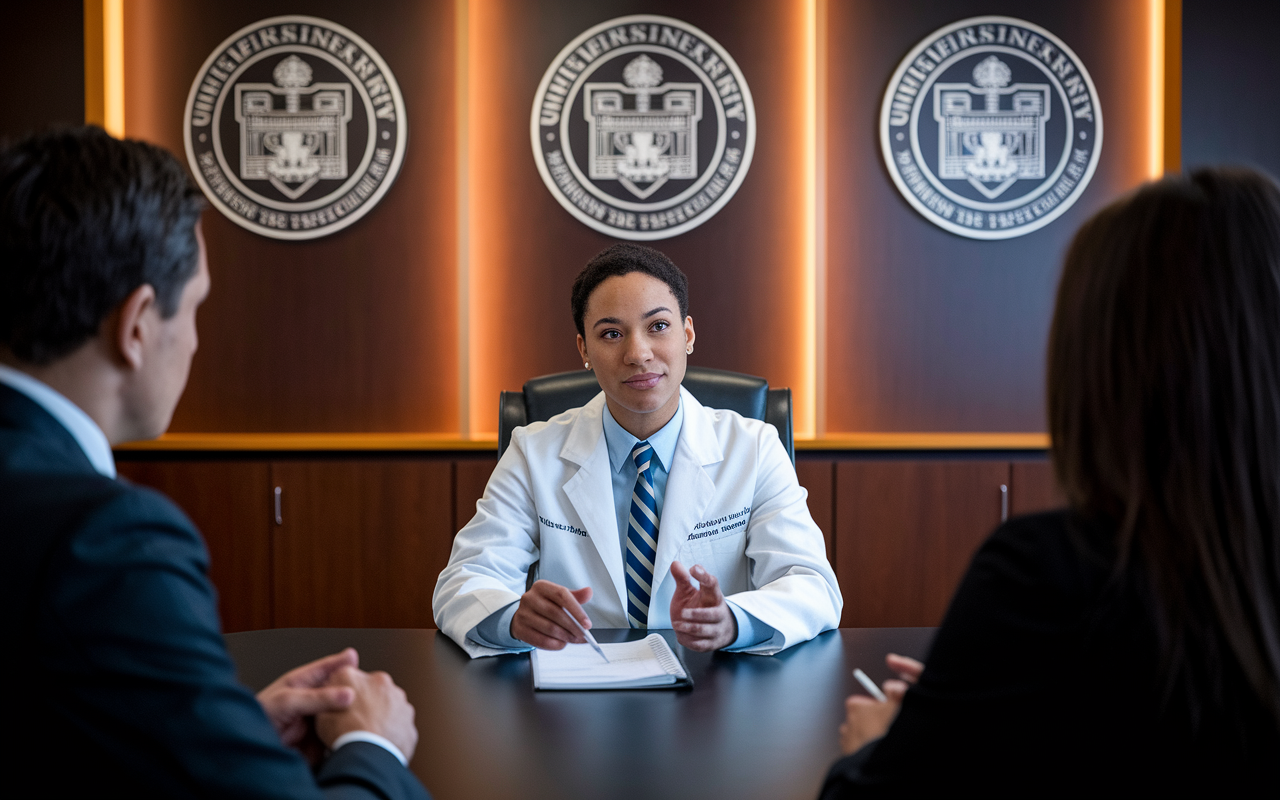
[[587, 272, 678, 317]]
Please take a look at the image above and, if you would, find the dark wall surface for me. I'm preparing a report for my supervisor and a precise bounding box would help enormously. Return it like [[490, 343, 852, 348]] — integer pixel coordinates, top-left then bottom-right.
[[823, 0, 1153, 433], [1181, 0, 1280, 178], [0, 0, 84, 139], [123, 0, 460, 433]]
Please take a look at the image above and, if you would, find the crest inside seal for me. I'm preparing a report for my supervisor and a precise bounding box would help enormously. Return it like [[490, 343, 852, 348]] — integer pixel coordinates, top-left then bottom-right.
[[879, 16, 1102, 240], [184, 15, 408, 241], [530, 15, 756, 240]]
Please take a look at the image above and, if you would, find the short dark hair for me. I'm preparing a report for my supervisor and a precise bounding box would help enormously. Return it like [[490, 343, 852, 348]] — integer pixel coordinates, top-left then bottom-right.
[[0, 126, 206, 364], [570, 243, 689, 336], [1048, 167, 1280, 730]]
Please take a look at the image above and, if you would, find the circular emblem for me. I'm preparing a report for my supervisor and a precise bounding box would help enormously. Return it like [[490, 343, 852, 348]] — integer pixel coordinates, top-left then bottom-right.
[[880, 17, 1102, 240], [184, 16, 407, 240], [531, 15, 756, 240]]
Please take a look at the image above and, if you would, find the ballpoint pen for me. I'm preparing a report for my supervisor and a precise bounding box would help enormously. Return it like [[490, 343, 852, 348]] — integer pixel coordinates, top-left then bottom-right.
[[853, 668, 888, 702], [561, 605, 609, 663]]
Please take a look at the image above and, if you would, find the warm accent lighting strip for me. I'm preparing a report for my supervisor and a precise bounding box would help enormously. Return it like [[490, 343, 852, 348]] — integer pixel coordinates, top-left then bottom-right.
[[797, 432, 1051, 451], [1148, 0, 1165, 178], [103, 0, 125, 137], [456, 0, 473, 437], [464, 0, 490, 439], [798, 0, 819, 440], [83, 0, 125, 136], [114, 433, 501, 452]]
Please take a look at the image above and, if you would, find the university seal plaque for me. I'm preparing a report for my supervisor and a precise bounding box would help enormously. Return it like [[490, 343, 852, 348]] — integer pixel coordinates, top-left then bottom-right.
[[880, 17, 1102, 239], [532, 15, 756, 239], [184, 16, 407, 240]]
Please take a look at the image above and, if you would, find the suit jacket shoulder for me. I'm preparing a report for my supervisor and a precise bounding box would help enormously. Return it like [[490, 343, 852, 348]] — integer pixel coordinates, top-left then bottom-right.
[[1, 386, 428, 799]]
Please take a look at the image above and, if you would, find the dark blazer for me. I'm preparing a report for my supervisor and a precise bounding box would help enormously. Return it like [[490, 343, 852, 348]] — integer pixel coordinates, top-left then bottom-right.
[[0, 383, 429, 799], [821, 510, 1278, 799]]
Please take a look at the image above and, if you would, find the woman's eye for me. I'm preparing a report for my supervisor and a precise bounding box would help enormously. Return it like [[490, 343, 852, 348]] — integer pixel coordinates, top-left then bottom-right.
[[652, 320, 669, 332], [601, 330, 621, 339]]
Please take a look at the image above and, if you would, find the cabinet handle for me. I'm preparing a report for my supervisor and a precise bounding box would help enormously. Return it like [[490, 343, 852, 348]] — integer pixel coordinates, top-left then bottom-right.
[[273, 486, 283, 526], [999, 484, 1009, 522]]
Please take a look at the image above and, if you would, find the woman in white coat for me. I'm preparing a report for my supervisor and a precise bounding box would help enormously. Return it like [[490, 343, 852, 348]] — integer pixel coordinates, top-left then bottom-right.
[[433, 243, 842, 658]]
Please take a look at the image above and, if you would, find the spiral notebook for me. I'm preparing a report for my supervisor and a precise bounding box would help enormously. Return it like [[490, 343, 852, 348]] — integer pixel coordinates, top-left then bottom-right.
[[531, 633, 692, 690]]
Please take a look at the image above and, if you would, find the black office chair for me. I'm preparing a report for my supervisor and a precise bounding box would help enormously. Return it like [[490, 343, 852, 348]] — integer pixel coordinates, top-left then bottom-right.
[[498, 366, 794, 464]]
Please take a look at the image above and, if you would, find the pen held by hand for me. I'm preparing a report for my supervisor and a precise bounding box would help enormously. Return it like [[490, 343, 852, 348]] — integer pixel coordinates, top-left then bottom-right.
[[853, 668, 888, 702], [560, 605, 609, 663]]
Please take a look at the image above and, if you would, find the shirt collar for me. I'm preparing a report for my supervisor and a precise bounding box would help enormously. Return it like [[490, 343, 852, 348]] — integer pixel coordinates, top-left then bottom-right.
[[0, 363, 116, 478], [602, 396, 684, 475]]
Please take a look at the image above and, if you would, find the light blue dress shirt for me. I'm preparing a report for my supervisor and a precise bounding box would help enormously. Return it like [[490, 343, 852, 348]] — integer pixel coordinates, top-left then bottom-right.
[[0, 363, 115, 478], [470, 397, 774, 650]]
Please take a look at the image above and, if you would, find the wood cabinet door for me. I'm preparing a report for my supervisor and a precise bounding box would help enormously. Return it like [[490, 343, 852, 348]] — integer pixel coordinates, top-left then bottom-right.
[[835, 460, 1009, 628], [453, 457, 498, 534], [116, 460, 272, 632], [1010, 459, 1068, 516], [795, 459, 836, 565], [270, 459, 453, 628]]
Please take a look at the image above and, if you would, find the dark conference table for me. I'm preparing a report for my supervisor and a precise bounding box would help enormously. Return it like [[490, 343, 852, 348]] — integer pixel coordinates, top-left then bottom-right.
[[226, 627, 935, 800]]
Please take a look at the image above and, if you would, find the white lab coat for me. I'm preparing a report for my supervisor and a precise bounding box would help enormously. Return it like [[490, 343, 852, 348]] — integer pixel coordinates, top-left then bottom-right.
[[433, 386, 842, 658]]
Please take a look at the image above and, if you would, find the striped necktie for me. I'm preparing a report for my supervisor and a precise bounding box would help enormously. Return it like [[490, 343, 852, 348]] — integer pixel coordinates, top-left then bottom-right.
[[625, 441, 659, 628]]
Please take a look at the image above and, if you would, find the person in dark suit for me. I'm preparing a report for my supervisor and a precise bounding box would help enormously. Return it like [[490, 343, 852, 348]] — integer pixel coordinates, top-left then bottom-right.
[[821, 168, 1280, 798], [0, 126, 430, 798]]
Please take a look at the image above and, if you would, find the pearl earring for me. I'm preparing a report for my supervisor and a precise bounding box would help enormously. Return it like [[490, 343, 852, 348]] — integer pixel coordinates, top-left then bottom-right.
[[584, 361, 590, 369], [686, 346, 693, 355]]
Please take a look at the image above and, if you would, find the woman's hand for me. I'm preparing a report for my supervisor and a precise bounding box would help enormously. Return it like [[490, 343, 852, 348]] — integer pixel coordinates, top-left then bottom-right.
[[668, 560, 738, 651], [511, 580, 593, 649], [838, 653, 924, 755]]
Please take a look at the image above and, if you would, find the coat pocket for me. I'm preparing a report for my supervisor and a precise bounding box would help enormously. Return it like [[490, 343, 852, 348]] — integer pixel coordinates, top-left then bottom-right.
[[710, 518, 748, 554], [683, 528, 746, 571]]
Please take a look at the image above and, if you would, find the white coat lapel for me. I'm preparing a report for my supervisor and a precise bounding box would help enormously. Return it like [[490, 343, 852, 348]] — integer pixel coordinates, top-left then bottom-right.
[[559, 393, 628, 612], [651, 388, 723, 598]]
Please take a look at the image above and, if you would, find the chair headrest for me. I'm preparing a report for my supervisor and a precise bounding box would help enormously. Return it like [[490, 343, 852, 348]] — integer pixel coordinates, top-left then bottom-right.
[[523, 371, 602, 425], [681, 367, 767, 420]]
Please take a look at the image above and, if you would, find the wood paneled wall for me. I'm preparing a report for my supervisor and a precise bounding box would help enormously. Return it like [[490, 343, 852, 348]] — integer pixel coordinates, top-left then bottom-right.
[[836, 460, 1007, 627], [122, 0, 460, 433], [93, 0, 1163, 439], [118, 460, 274, 632], [466, 0, 813, 436], [822, 0, 1157, 433]]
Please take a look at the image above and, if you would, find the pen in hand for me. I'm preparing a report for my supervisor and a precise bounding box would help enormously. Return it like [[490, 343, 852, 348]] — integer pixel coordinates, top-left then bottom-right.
[[853, 668, 888, 702], [561, 605, 609, 663]]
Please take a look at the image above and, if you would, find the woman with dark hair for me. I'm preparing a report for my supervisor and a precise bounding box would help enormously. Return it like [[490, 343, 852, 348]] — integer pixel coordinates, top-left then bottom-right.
[[821, 168, 1280, 797], [434, 243, 841, 659]]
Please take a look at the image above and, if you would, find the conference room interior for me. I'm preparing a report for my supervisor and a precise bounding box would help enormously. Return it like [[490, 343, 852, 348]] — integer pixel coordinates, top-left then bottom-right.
[[5, 1, 1277, 797]]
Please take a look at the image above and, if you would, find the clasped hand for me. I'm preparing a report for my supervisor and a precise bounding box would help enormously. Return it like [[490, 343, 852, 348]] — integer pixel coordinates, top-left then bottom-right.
[[512, 560, 737, 652], [256, 647, 418, 767], [838, 653, 924, 755]]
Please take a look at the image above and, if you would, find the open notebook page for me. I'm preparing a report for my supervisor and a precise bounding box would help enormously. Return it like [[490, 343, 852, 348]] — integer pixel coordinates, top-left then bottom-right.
[[532, 633, 688, 689]]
